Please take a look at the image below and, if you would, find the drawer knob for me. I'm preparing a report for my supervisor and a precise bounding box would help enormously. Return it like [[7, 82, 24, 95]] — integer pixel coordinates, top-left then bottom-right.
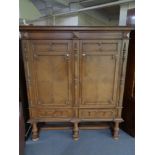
[[82, 53, 86, 56], [65, 53, 70, 60]]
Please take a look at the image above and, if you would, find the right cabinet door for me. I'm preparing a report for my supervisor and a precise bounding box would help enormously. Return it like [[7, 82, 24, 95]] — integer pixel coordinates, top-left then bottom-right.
[[79, 40, 122, 108]]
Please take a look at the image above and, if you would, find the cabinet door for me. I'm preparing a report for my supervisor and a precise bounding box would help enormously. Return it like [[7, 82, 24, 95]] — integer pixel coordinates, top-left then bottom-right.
[[80, 40, 122, 107], [30, 40, 73, 107]]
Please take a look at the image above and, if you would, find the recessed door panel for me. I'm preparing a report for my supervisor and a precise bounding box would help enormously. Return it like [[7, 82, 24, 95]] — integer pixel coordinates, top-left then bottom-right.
[[80, 40, 121, 107], [31, 40, 73, 107]]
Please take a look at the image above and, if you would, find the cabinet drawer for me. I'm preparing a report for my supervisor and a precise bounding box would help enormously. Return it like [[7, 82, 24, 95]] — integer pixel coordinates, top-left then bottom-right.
[[31, 40, 71, 52], [81, 40, 120, 52], [79, 109, 115, 119], [31, 108, 73, 118]]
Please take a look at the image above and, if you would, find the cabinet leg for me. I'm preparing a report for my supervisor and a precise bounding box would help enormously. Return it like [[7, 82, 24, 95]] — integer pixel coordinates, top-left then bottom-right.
[[73, 122, 79, 141], [113, 121, 120, 140], [32, 122, 39, 141]]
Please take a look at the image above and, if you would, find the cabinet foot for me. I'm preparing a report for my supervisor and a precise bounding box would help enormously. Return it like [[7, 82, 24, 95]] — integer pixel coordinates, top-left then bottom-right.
[[113, 121, 119, 140], [32, 123, 39, 141], [73, 122, 79, 141]]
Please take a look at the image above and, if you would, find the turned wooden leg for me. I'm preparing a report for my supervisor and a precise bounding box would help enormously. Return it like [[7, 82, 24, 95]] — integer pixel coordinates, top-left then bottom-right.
[[113, 121, 120, 140], [32, 122, 39, 141], [73, 122, 79, 141]]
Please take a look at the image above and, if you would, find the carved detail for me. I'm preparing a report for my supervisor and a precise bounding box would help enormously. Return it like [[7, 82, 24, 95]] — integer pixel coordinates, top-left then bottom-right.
[[22, 32, 29, 38], [79, 110, 114, 119], [24, 53, 28, 61], [26, 78, 31, 86], [23, 44, 28, 61], [123, 32, 130, 39], [127, 33, 130, 39], [111, 54, 118, 60], [108, 99, 114, 104], [65, 100, 70, 105], [48, 43, 54, 51], [72, 32, 79, 39], [122, 42, 127, 60], [119, 42, 127, 85], [33, 53, 38, 60], [98, 42, 103, 51], [37, 109, 73, 118]]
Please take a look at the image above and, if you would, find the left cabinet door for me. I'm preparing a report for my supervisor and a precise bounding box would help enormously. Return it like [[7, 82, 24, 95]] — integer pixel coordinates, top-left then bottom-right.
[[27, 40, 74, 108]]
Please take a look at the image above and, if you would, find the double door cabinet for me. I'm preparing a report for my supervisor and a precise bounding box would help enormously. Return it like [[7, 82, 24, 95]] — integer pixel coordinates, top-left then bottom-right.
[[20, 26, 131, 141]]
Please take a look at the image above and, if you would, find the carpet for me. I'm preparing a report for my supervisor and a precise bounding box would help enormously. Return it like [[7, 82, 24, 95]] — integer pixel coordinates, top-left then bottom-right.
[[25, 129, 135, 155]]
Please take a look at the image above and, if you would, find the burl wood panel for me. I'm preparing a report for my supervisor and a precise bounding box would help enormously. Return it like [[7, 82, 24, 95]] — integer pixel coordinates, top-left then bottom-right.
[[30, 40, 73, 107], [80, 40, 121, 107]]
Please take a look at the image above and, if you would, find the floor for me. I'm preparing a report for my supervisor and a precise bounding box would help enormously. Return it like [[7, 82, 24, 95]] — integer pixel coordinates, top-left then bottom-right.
[[25, 129, 135, 155]]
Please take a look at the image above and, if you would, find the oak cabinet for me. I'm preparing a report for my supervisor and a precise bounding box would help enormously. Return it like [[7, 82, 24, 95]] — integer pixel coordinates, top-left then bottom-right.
[[20, 26, 131, 141]]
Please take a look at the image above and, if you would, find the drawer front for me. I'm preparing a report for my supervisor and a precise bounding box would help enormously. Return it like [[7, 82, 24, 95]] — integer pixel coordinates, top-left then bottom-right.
[[31, 108, 73, 119], [81, 40, 120, 52], [79, 109, 115, 119], [31, 40, 71, 53]]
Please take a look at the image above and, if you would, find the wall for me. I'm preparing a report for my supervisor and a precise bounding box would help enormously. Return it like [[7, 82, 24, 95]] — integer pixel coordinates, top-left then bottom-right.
[[55, 14, 78, 26], [128, 2, 135, 9], [19, 0, 41, 20], [30, 12, 119, 26], [78, 12, 106, 26], [21, 1, 134, 26]]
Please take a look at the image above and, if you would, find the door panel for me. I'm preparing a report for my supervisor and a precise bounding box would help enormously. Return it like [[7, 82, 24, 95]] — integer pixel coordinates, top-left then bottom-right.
[[31, 40, 73, 107], [80, 40, 121, 107]]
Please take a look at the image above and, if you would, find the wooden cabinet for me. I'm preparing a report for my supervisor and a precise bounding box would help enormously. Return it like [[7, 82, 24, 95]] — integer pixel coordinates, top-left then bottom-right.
[[20, 26, 131, 141]]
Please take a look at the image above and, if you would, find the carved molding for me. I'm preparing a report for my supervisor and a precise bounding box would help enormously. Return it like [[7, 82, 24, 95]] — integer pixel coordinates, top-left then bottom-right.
[[35, 109, 73, 118], [123, 32, 130, 39], [82, 41, 118, 52], [79, 109, 114, 119], [22, 32, 29, 39], [32, 41, 69, 52], [72, 32, 79, 39]]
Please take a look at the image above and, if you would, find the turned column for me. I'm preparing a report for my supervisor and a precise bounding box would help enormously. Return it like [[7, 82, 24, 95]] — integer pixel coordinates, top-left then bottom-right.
[[113, 121, 120, 140], [32, 122, 39, 141], [73, 122, 79, 141]]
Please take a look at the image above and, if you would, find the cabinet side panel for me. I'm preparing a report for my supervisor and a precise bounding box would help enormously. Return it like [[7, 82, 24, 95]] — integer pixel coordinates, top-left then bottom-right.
[[117, 38, 130, 118]]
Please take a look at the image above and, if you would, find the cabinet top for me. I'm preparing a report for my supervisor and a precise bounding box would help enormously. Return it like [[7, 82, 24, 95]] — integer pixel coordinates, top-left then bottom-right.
[[19, 26, 133, 32]]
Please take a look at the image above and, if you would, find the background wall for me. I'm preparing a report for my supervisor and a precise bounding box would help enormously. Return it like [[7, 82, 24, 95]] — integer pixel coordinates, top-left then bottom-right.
[[19, 0, 135, 26], [19, 0, 41, 20], [55, 14, 78, 26]]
